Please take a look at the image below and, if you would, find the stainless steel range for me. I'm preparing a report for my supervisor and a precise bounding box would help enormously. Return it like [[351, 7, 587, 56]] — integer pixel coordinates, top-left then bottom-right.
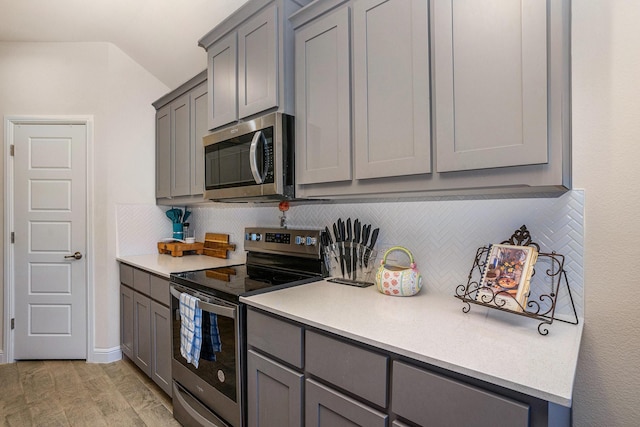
[[169, 227, 325, 427]]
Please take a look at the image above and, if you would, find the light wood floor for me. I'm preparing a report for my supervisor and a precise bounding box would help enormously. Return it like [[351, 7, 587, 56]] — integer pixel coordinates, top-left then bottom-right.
[[0, 358, 181, 427]]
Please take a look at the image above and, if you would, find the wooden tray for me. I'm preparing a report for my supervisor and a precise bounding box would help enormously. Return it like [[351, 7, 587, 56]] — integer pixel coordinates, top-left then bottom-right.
[[204, 233, 236, 259], [157, 241, 204, 257]]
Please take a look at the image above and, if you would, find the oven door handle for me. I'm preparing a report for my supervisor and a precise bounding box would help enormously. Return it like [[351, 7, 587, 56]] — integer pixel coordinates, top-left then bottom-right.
[[170, 287, 236, 319]]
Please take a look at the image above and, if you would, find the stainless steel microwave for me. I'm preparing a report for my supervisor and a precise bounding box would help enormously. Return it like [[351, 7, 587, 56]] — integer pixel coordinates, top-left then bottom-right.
[[203, 112, 295, 202]]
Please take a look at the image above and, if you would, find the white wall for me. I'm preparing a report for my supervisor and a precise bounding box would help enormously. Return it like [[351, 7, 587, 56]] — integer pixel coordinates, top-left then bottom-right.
[[572, 2, 640, 426], [0, 42, 168, 359]]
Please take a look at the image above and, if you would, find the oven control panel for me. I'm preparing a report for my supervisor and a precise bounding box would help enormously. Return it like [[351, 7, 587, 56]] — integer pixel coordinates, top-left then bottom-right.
[[244, 227, 322, 258]]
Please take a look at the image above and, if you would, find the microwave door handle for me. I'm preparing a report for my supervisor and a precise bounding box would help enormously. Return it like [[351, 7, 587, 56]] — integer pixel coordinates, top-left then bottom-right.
[[170, 286, 236, 319], [249, 130, 264, 184]]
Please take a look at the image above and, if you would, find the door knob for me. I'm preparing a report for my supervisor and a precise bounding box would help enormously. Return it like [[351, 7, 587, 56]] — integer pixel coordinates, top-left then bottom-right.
[[65, 251, 83, 260]]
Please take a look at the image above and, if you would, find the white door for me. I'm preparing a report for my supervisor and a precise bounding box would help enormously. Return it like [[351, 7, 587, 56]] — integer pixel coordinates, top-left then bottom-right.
[[13, 123, 87, 359]]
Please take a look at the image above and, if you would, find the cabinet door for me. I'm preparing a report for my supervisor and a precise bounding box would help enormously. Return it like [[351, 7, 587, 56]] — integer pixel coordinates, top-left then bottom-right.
[[133, 292, 151, 376], [190, 82, 208, 195], [156, 105, 171, 198], [295, 6, 352, 184], [171, 93, 191, 197], [238, 4, 278, 119], [150, 301, 172, 396], [247, 349, 303, 427], [208, 32, 238, 130], [306, 379, 388, 427], [433, 0, 548, 172], [353, 0, 431, 179], [120, 285, 134, 359]]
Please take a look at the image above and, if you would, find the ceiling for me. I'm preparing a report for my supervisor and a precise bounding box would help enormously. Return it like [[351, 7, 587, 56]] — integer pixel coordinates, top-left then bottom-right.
[[0, 0, 250, 89]]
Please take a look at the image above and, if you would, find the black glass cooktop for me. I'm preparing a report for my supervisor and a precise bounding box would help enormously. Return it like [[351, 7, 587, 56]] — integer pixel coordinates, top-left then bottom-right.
[[170, 264, 322, 303]]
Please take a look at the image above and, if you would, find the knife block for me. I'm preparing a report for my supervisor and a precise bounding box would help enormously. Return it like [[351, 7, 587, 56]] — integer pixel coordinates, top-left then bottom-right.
[[324, 242, 378, 287]]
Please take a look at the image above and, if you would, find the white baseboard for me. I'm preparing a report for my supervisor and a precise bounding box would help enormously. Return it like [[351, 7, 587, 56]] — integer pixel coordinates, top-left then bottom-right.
[[0, 350, 5, 364], [88, 346, 122, 364]]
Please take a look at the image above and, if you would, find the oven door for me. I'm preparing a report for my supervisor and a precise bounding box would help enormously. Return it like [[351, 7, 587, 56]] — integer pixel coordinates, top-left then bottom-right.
[[170, 284, 242, 427]]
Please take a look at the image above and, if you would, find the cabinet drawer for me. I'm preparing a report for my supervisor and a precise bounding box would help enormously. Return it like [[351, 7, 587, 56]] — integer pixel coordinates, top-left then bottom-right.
[[133, 268, 151, 296], [392, 361, 530, 427], [305, 331, 388, 408], [247, 309, 303, 369], [120, 263, 134, 287], [149, 275, 170, 306]]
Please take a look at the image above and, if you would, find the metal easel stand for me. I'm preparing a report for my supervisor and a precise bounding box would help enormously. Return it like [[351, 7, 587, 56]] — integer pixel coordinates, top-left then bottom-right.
[[454, 225, 579, 336]]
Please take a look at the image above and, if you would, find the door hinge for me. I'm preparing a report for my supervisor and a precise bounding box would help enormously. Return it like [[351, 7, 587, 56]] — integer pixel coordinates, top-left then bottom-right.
[[11, 232, 14, 244], [11, 318, 15, 330], [10, 144, 14, 156]]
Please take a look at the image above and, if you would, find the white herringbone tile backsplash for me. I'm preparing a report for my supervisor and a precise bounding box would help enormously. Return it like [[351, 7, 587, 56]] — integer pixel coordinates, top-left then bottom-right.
[[117, 190, 584, 317]]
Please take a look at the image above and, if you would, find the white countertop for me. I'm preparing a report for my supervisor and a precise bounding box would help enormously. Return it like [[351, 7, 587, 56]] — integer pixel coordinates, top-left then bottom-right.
[[117, 253, 242, 277], [241, 280, 583, 407]]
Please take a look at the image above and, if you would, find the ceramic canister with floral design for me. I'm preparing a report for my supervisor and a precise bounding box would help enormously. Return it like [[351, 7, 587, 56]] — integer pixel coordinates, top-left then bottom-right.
[[375, 246, 423, 296]]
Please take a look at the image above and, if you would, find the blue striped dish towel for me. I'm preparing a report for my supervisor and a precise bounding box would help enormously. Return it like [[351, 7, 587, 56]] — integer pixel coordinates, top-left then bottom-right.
[[179, 292, 202, 368], [201, 313, 222, 361]]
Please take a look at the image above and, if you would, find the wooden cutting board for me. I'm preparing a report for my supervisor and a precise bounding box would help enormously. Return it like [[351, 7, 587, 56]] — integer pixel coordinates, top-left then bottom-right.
[[203, 233, 236, 259], [157, 241, 204, 257]]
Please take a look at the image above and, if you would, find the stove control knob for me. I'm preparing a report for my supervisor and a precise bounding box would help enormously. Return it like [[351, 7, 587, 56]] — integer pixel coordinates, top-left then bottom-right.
[[295, 236, 304, 245], [246, 233, 261, 241], [306, 236, 317, 246]]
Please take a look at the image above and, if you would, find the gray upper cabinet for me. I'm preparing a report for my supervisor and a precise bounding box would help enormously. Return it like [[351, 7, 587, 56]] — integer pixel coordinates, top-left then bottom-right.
[[155, 105, 171, 198], [153, 71, 208, 205], [433, 0, 548, 172], [293, 0, 570, 199], [191, 82, 208, 195], [199, 0, 311, 131], [295, 5, 352, 184], [353, 0, 431, 179], [238, 4, 279, 119], [206, 33, 238, 130], [171, 93, 191, 197]]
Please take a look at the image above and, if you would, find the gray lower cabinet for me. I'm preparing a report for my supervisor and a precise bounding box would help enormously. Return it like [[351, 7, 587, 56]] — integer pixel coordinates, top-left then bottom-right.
[[133, 292, 151, 376], [246, 307, 565, 427], [305, 379, 388, 427], [150, 301, 172, 395], [291, 0, 570, 199], [305, 330, 388, 408], [119, 284, 134, 359], [119, 263, 172, 395], [153, 71, 208, 204], [392, 361, 529, 427], [247, 349, 304, 427]]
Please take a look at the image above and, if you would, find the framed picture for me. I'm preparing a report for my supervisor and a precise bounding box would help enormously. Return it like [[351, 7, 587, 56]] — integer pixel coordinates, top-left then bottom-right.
[[476, 244, 538, 312]]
